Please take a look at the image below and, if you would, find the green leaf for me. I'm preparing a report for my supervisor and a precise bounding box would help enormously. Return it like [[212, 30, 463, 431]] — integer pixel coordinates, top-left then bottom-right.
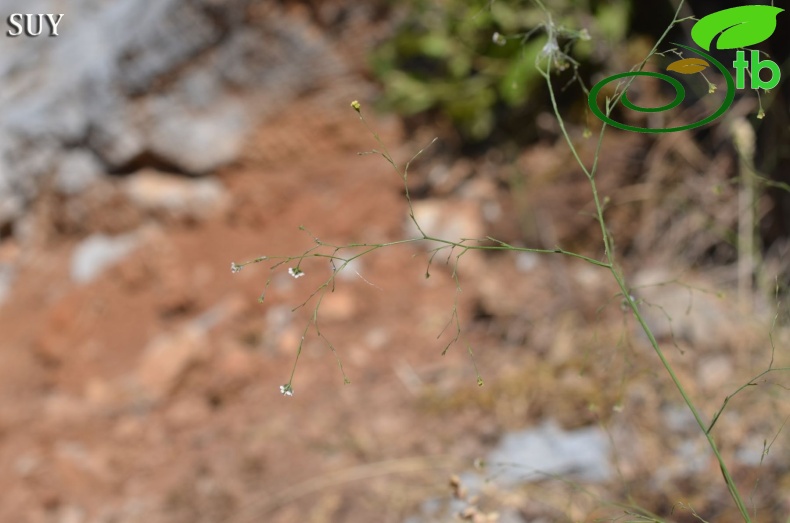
[[691, 5, 783, 51], [498, 39, 542, 105], [596, 3, 630, 42]]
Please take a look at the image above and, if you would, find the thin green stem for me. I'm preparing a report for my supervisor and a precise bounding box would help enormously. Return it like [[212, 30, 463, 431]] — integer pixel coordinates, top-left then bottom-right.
[[538, 0, 753, 517]]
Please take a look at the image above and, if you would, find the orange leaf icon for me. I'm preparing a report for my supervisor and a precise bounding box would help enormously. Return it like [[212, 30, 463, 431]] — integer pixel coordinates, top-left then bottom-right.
[[666, 57, 710, 74]]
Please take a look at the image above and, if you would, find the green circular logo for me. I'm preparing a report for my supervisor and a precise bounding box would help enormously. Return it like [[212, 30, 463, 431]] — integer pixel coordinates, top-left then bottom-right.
[[588, 44, 735, 133]]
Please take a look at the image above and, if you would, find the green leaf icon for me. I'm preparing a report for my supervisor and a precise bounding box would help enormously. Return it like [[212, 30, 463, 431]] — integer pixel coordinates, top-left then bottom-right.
[[691, 5, 783, 51]]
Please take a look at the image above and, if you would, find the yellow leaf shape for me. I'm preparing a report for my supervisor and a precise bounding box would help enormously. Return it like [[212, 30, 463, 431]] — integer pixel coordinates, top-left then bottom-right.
[[667, 57, 710, 75]]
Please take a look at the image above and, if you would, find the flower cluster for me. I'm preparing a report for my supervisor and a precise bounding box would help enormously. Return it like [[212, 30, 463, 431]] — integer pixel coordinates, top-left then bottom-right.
[[231, 262, 242, 274], [288, 267, 305, 279], [280, 384, 294, 397]]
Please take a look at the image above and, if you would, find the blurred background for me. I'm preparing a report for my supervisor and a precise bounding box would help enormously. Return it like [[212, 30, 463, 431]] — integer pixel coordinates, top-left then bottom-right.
[[0, 0, 789, 522]]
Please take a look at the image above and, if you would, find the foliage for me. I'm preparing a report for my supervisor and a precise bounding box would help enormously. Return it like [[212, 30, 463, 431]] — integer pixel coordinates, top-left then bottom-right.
[[370, 0, 630, 142]]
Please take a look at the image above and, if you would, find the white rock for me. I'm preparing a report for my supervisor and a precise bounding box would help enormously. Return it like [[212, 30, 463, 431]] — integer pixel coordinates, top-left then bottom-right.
[[123, 169, 228, 220], [70, 233, 138, 284]]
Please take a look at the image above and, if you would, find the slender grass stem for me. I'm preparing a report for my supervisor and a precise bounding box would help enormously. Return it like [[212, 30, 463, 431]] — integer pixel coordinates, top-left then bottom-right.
[[539, 1, 753, 518]]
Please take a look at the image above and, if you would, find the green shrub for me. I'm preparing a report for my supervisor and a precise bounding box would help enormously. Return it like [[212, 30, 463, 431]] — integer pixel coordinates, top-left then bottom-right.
[[370, 0, 629, 142]]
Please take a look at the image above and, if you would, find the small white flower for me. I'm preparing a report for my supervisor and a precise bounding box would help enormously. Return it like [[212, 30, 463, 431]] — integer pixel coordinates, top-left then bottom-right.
[[620, 294, 637, 311], [288, 267, 305, 278], [541, 39, 559, 58], [231, 262, 242, 274], [492, 32, 506, 46], [280, 384, 294, 397]]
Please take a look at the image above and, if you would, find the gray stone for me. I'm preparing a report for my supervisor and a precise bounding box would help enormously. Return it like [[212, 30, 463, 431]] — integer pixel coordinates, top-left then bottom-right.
[[0, 0, 349, 232], [54, 151, 104, 195], [70, 233, 139, 284], [485, 420, 613, 484], [0, 264, 15, 306]]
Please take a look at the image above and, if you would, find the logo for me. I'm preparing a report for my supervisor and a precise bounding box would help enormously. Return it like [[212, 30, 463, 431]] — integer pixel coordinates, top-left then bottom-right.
[[588, 5, 783, 133]]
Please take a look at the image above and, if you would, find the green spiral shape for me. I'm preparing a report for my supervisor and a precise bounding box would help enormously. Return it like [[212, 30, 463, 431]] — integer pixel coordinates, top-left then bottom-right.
[[588, 43, 735, 133]]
